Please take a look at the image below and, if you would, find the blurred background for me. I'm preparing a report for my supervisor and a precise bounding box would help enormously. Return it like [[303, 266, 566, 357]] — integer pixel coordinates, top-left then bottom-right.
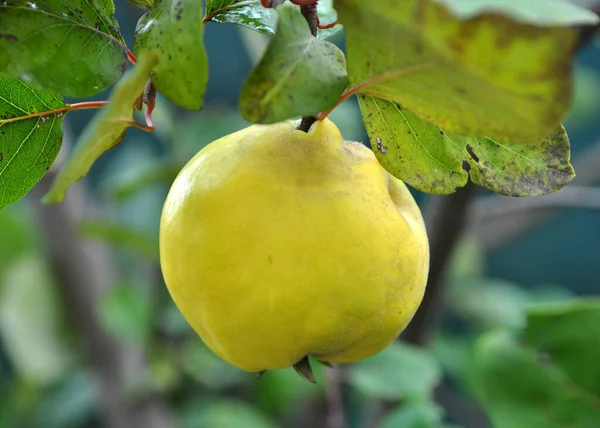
[[1, 1, 600, 427]]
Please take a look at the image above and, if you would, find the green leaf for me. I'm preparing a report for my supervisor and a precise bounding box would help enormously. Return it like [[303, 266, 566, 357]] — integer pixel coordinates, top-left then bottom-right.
[[43, 52, 159, 203], [525, 299, 600, 397], [348, 342, 441, 400], [97, 283, 152, 344], [205, 0, 342, 40], [381, 399, 444, 428], [358, 95, 465, 194], [472, 330, 600, 428], [358, 95, 574, 196], [0, 77, 65, 209], [205, 0, 238, 16], [337, 0, 597, 142], [239, 3, 348, 123], [462, 127, 575, 197], [181, 400, 278, 428], [207, 1, 278, 35], [0, 256, 74, 385], [77, 220, 159, 260], [134, 0, 209, 110], [0, 1, 128, 97]]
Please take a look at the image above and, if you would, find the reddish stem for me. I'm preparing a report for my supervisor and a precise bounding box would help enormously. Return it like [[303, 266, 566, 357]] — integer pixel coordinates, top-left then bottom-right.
[[203, 2, 241, 22], [0, 101, 107, 125], [127, 49, 137, 65], [317, 19, 339, 29], [316, 61, 438, 120], [0, 99, 153, 133], [315, 87, 359, 121]]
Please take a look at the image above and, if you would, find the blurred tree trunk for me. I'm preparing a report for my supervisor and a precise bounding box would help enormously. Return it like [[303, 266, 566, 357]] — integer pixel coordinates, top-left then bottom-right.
[[29, 129, 174, 428], [402, 184, 476, 345]]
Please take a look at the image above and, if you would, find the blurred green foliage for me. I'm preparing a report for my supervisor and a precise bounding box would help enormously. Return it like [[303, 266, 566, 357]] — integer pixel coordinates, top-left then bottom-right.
[[1, 1, 600, 428]]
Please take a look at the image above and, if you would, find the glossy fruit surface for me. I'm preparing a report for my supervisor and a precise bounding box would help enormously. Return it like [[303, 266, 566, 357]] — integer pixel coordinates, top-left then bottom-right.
[[160, 119, 429, 373]]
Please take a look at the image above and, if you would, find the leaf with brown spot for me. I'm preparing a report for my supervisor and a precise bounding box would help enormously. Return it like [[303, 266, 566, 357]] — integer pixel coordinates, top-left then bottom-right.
[[134, 0, 208, 110], [338, 0, 598, 142], [359, 95, 574, 197]]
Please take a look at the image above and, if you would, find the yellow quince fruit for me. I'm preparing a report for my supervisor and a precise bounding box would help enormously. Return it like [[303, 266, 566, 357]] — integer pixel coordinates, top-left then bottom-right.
[[159, 118, 429, 378]]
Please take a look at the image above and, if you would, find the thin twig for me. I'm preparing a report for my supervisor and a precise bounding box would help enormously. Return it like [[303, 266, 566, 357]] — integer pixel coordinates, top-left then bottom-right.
[[295, 2, 321, 132], [301, 3, 319, 37], [297, 116, 317, 132], [318, 19, 339, 30]]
